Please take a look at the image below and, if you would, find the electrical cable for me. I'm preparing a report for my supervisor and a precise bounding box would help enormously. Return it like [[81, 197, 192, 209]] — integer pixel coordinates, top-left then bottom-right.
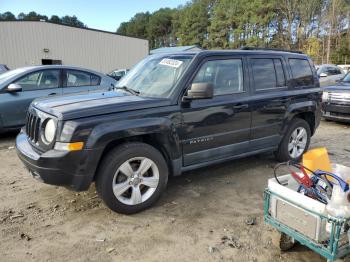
[[273, 160, 333, 204]]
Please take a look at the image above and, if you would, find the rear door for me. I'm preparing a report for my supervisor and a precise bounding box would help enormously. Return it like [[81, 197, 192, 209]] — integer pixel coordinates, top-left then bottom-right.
[[62, 69, 102, 94], [0, 69, 62, 128], [248, 56, 290, 151]]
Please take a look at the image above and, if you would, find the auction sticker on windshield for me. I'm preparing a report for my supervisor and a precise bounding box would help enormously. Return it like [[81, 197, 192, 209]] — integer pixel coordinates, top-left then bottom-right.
[[159, 58, 183, 68]]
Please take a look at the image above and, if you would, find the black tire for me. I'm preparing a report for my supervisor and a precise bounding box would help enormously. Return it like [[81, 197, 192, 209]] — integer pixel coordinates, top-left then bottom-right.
[[95, 142, 168, 214], [275, 118, 311, 162], [271, 230, 295, 251]]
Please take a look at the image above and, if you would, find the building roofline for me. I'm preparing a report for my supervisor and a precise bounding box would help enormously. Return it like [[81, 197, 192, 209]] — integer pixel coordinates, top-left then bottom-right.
[[0, 20, 148, 41]]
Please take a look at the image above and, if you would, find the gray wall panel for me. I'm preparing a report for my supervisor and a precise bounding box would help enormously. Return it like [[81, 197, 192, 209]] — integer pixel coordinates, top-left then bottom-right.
[[0, 21, 149, 73]]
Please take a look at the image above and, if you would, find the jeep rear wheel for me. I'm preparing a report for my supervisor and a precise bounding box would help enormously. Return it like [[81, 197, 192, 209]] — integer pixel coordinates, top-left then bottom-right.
[[275, 118, 311, 162], [96, 142, 168, 214]]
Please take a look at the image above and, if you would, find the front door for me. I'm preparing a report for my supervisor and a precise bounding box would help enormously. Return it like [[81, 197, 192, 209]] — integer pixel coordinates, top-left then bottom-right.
[[0, 69, 62, 128], [180, 57, 251, 166]]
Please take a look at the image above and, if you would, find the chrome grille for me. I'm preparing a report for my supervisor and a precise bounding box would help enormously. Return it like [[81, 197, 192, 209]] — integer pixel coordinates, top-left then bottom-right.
[[329, 92, 350, 103], [26, 112, 41, 143]]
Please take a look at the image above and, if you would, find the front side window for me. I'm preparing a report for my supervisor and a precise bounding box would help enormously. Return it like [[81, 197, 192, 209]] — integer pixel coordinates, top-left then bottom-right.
[[251, 58, 285, 90], [289, 58, 313, 86], [15, 70, 60, 91], [116, 55, 193, 98], [64, 70, 101, 87], [192, 59, 244, 95]]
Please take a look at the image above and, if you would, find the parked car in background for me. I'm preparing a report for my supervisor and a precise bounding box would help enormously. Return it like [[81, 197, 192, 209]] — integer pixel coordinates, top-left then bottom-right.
[[0, 64, 9, 74], [338, 65, 350, 74], [107, 69, 129, 81], [0, 65, 116, 133], [16, 49, 322, 214], [322, 72, 350, 122], [317, 64, 345, 87]]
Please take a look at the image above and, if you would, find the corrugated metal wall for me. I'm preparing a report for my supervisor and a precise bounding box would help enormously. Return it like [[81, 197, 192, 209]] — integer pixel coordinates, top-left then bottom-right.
[[0, 21, 149, 73]]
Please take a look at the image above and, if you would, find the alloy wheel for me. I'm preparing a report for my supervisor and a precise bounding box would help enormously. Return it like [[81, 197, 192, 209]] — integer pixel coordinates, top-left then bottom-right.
[[112, 157, 160, 205], [288, 127, 308, 159]]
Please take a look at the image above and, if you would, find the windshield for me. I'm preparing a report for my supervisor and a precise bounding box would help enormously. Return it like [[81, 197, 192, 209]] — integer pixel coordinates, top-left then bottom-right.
[[0, 68, 28, 85], [342, 73, 350, 82], [116, 55, 193, 98]]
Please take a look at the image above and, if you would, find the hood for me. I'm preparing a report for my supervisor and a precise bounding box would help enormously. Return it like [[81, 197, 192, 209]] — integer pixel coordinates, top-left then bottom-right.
[[32, 90, 171, 120], [323, 81, 350, 92]]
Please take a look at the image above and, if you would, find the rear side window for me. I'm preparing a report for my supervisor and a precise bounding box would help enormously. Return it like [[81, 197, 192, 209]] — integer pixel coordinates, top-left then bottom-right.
[[251, 58, 285, 90], [289, 59, 313, 86], [91, 74, 100, 85], [64, 70, 101, 87]]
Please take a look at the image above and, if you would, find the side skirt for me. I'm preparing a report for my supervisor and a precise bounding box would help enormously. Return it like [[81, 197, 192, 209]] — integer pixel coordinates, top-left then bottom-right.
[[171, 146, 277, 176]]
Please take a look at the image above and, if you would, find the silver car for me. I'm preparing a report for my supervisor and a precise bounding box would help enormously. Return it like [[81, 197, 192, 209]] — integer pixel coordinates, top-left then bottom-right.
[[317, 64, 345, 87], [0, 65, 116, 132]]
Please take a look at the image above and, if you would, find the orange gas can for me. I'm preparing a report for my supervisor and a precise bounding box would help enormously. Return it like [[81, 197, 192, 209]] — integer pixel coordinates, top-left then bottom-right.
[[302, 147, 332, 175]]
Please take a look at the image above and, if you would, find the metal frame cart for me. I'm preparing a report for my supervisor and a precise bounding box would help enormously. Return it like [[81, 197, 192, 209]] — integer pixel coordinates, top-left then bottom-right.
[[264, 189, 350, 261]]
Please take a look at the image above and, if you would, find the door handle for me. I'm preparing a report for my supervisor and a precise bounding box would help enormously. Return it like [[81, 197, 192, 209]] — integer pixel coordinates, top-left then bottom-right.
[[48, 93, 57, 96], [233, 104, 249, 110]]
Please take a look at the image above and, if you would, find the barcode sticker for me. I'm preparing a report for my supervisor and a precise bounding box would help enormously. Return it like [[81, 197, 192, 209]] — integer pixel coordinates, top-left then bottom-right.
[[159, 58, 183, 68]]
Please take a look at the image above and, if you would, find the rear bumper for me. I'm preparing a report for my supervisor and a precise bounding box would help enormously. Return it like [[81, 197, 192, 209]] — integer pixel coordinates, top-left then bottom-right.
[[322, 102, 350, 123], [16, 131, 102, 191]]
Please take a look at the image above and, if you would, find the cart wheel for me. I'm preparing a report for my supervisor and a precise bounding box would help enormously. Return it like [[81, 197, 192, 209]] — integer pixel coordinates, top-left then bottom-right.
[[279, 233, 295, 251], [271, 230, 295, 251]]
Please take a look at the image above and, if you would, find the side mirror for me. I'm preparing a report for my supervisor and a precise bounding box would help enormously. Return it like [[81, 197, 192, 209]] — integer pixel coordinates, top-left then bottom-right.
[[7, 83, 22, 92], [319, 73, 328, 78], [184, 83, 213, 100]]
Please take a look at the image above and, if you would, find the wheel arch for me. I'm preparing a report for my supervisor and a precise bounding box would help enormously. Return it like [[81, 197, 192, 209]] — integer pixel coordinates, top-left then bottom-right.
[[88, 118, 182, 181], [283, 101, 317, 135]]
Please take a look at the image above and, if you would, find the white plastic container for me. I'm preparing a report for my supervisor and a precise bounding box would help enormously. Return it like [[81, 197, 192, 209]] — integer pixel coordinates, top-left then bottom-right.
[[326, 164, 350, 218], [268, 174, 328, 242]]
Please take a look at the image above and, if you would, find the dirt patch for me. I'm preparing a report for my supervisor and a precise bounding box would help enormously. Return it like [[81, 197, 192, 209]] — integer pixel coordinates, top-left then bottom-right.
[[0, 121, 349, 262]]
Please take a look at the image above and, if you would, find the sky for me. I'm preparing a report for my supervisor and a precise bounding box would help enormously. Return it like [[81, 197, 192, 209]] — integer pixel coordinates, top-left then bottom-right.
[[1, 0, 189, 32]]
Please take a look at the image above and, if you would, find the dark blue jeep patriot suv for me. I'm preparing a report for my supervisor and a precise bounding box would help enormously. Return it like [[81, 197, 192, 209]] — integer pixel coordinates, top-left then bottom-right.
[[16, 49, 322, 214]]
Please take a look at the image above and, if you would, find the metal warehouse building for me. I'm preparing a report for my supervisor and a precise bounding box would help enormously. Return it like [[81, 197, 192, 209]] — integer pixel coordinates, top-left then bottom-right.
[[0, 21, 149, 73]]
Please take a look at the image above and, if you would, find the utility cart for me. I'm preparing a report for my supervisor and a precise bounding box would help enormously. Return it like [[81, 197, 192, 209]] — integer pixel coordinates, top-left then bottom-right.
[[264, 185, 350, 261]]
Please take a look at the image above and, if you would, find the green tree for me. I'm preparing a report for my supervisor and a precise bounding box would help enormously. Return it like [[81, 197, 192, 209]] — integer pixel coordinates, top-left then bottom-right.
[[49, 15, 61, 24], [13, 11, 86, 28], [114, 0, 349, 61], [147, 8, 175, 48], [117, 22, 130, 35], [206, 0, 231, 49], [175, 0, 212, 47], [20, 11, 48, 21], [61, 15, 86, 27], [0, 12, 16, 21]]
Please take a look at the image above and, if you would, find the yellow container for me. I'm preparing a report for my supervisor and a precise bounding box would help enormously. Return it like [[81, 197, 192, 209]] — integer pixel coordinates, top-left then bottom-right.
[[302, 147, 332, 175]]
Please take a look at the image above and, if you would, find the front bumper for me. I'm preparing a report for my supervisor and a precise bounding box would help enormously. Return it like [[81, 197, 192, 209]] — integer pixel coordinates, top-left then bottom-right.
[[16, 132, 102, 191], [322, 102, 350, 123]]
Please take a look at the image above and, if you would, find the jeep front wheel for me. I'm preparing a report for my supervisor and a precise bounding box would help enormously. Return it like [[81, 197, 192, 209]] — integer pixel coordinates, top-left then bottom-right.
[[96, 142, 168, 214], [275, 118, 311, 162]]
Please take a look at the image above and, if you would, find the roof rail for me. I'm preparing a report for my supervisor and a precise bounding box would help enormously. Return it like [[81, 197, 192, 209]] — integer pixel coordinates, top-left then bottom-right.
[[240, 46, 303, 54]]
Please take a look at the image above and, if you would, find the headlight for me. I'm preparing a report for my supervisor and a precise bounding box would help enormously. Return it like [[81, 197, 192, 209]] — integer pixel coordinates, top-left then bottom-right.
[[322, 91, 329, 101], [44, 119, 56, 143]]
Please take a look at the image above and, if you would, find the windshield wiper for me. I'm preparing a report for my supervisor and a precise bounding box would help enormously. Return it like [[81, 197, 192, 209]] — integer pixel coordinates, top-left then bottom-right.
[[114, 86, 140, 95]]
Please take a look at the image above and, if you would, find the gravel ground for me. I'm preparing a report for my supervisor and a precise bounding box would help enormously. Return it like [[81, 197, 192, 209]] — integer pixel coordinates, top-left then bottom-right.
[[0, 120, 349, 262]]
